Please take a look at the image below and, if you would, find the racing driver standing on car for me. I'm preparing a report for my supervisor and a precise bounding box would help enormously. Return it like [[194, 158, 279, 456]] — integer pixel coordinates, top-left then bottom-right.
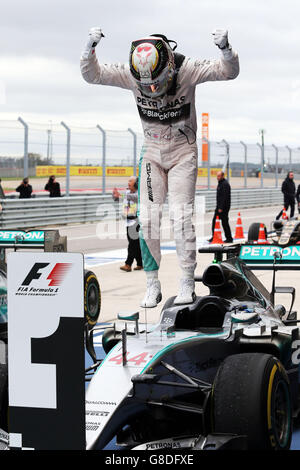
[[80, 28, 239, 309]]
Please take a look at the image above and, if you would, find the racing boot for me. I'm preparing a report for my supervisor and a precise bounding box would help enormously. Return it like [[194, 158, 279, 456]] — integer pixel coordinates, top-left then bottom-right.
[[174, 278, 196, 305], [140, 279, 162, 308]]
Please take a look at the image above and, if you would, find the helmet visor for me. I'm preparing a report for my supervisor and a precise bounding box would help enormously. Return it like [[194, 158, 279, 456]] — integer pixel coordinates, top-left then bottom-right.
[[138, 80, 169, 98], [138, 66, 171, 98]]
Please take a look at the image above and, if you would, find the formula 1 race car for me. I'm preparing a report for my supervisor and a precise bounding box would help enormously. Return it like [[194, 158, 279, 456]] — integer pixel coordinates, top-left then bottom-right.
[[248, 215, 300, 246], [0, 229, 101, 436], [84, 243, 300, 451]]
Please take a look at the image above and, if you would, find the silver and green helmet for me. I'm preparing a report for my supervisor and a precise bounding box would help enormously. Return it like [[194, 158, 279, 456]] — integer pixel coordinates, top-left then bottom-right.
[[129, 35, 176, 98]]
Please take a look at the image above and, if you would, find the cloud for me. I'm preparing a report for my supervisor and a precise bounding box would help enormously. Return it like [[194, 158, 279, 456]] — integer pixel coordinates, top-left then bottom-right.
[[0, 0, 299, 146]]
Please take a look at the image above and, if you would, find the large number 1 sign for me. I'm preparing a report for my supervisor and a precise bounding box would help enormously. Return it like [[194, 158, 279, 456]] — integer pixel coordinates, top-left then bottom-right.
[[7, 253, 85, 450]]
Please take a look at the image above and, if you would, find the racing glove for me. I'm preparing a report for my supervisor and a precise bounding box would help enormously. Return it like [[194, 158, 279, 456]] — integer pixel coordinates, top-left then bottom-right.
[[212, 29, 233, 60], [81, 27, 105, 60]]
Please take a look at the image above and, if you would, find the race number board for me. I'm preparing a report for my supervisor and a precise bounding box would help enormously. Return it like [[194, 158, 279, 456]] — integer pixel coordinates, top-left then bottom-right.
[[7, 252, 85, 450]]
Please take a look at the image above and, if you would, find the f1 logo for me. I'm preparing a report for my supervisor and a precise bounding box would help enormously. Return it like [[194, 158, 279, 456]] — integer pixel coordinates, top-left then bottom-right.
[[22, 263, 71, 286], [22, 263, 49, 286]]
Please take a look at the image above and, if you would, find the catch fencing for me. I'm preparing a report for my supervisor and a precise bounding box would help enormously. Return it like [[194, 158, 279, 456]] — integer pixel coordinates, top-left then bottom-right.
[[0, 119, 300, 196]]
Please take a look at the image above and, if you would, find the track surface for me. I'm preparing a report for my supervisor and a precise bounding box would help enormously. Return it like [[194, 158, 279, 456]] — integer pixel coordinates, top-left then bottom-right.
[[2, 175, 281, 194], [53, 205, 290, 254]]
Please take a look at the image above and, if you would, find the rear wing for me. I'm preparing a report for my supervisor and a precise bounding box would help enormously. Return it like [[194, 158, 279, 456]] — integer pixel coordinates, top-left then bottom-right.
[[239, 245, 300, 270], [198, 244, 300, 270], [0, 230, 67, 260]]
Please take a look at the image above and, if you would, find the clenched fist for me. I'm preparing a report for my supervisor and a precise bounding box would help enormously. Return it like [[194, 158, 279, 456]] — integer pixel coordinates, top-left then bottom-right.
[[87, 27, 105, 49], [212, 29, 229, 50], [82, 26, 105, 60]]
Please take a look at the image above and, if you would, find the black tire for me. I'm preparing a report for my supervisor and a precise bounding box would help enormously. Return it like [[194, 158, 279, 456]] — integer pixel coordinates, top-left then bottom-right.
[[213, 353, 292, 450], [0, 364, 8, 432], [247, 222, 267, 242], [84, 270, 101, 330]]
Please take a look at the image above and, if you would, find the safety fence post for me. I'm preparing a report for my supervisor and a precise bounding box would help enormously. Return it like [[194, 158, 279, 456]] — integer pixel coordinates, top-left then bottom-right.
[[128, 128, 137, 176], [272, 144, 279, 188], [286, 146, 292, 172], [96, 125, 107, 194], [18, 117, 29, 179], [61, 121, 71, 197], [257, 143, 264, 189], [221, 139, 230, 184], [240, 141, 248, 189]]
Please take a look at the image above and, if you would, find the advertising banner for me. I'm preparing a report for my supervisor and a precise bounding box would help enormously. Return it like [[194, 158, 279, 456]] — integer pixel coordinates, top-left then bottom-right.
[[36, 166, 102, 177], [36, 166, 139, 177], [197, 168, 232, 178], [201, 112, 209, 162], [7, 252, 85, 449], [240, 245, 300, 263]]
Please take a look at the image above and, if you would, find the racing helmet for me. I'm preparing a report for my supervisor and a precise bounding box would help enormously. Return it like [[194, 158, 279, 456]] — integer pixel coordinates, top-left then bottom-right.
[[129, 35, 176, 98]]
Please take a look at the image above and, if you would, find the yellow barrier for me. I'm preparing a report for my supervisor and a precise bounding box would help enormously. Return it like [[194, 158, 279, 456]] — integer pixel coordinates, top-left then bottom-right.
[[36, 166, 136, 177], [198, 168, 232, 177], [36, 166, 231, 178], [36, 166, 103, 177]]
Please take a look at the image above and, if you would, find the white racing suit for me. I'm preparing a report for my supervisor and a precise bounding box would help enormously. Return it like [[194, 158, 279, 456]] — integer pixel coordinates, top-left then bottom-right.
[[80, 50, 239, 275]]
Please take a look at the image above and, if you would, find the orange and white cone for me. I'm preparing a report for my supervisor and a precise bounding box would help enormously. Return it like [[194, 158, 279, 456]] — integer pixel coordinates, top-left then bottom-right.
[[234, 212, 244, 240], [256, 223, 269, 244], [211, 216, 223, 244], [282, 207, 288, 220]]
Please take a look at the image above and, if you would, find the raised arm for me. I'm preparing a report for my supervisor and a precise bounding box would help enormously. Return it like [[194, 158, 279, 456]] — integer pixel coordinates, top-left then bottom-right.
[[183, 29, 239, 85], [80, 27, 133, 90]]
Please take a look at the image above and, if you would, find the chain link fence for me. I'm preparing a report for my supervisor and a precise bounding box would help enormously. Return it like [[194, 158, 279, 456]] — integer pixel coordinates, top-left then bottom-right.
[[0, 118, 299, 196]]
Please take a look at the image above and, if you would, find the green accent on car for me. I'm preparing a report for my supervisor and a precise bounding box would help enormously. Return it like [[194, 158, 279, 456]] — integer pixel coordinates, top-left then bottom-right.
[[140, 331, 227, 374], [0, 288, 7, 323], [239, 245, 300, 264], [0, 230, 45, 245], [137, 146, 159, 272]]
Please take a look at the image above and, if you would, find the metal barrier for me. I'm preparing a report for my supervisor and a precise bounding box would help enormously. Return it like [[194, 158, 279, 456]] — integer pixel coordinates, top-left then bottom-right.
[[0, 188, 283, 230]]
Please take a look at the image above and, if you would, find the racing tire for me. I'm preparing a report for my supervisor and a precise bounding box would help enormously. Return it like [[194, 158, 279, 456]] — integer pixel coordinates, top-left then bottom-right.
[[247, 222, 267, 242], [0, 364, 8, 432], [213, 353, 292, 450], [84, 270, 101, 330]]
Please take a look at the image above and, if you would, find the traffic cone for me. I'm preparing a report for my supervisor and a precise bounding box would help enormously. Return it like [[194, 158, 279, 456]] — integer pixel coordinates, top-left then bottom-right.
[[211, 216, 223, 244], [282, 207, 288, 220], [256, 223, 269, 244], [234, 212, 244, 240]]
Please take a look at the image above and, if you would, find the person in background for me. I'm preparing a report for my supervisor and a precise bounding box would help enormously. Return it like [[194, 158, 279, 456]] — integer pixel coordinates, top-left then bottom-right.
[[209, 171, 233, 243], [296, 182, 300, 214], [16, 177, 32, 199], [120, 176, 143, 272], [45, 175, 61, 197], [0, 179, 5, 199], [276, 171, 296, 220], [112, 186, 122, 220], [112, 187, 120, 202]]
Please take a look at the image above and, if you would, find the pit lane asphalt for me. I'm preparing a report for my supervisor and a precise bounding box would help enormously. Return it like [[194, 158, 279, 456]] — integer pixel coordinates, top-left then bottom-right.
[[52, 205, 288, 254]]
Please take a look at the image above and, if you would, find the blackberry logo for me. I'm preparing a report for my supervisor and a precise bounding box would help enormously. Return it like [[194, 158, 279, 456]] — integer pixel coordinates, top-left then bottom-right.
[[146, 163, 153, 202]]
